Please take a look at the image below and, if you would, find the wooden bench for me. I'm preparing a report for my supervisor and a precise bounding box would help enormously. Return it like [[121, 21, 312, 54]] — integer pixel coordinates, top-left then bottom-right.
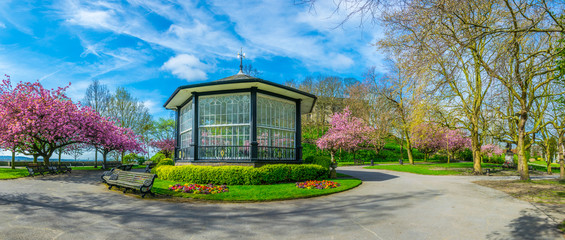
[[101, 169, 156, 198], [26, 164, 50, 177], [102, 162, 122, 170], [144, 161, 157, 173], [116, 164, 133, 171], [353, 159, 364, 165], [51, 164, 72, 174]]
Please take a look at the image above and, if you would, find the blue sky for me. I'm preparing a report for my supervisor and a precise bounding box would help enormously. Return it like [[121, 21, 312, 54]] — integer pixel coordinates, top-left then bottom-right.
[[0, 0, 385, 118], [0, 0, 385, 159]]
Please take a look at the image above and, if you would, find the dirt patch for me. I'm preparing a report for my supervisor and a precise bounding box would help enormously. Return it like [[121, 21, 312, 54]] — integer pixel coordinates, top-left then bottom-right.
[[474, 179, 565, 204], [475, 179, 565, 236]]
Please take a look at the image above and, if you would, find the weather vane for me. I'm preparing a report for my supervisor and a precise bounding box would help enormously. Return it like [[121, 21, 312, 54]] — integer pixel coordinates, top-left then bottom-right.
[[237, 48, 245, 74]]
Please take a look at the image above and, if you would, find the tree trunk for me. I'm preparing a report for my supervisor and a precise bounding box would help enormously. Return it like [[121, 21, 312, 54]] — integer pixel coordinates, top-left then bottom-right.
[[42, 155, 50, 165], [403, 129, 414, 165], [33, 155, 38, 164], [94, 148, 98, 168], [559, 137, 564, 180], [559, 156, 565, 179], [58, 151, 62, 166], [516, 117, 530, 180], [121, 151, 125, 164], [103, 151, 108, 165], [11, 150, 15, 170], [545, 144, 552, 175], [471, 131, 482, 174], [330, 151, 337, 178]]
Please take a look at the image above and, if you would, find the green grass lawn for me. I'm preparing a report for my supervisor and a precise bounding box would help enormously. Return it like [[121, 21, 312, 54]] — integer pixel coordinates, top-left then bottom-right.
[[364, 162, 502, 175], [152, 176, 362, 201], [0, 168, 29, 179], [529, 160, 560, 168]]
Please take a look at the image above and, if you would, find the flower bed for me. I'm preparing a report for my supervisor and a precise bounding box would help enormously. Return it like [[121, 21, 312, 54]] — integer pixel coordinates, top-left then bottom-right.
[[169, 183, 229, 194], [296, 180, 340, 190]]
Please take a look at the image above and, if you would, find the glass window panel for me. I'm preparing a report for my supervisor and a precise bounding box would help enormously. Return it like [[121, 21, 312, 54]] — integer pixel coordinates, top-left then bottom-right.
[[257, 94, 296, 159], [198, 93, 251, 159]]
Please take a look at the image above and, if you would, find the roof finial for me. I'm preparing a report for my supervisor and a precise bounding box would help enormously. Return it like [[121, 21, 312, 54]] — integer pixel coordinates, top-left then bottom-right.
[[237, 48, 245, 75]]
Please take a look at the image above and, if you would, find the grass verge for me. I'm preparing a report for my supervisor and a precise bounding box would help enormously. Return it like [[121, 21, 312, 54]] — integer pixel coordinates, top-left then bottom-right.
[[0, 168, 29, 179], [474, 179, 565, 204], [151, 176, 362, 202], [364, 162, 503, 175]]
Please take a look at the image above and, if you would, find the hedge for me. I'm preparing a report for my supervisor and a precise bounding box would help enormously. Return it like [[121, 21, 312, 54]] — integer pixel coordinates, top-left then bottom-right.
[[157, 158, 174, 167], [304, 156, 331, 171], [152, 164, 328, 185]]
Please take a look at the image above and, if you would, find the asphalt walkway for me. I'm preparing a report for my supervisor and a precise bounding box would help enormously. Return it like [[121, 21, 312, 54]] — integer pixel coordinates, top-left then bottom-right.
[[0, 166, 562, 239]]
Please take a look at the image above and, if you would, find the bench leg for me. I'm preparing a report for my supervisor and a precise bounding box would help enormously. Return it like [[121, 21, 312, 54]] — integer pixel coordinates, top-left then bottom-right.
[[108, 185, 113, 190], [123, 188, 128, 194]]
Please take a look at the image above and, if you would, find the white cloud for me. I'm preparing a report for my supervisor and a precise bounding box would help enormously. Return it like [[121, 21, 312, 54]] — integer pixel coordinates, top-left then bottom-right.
[[67, 9, 115, 30], [142, 99, 160, 115], [161, 54, 208, 82], [0, 22, 5, 28]]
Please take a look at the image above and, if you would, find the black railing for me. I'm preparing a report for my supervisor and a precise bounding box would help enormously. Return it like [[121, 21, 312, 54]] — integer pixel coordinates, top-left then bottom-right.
[[177, 145, 298, 162], [178, 147, 193, 160], [198, 145, 250, 160], [257, 146, 295, 161]]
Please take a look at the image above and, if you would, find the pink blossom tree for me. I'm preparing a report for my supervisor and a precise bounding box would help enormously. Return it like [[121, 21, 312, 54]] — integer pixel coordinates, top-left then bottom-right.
[[85, 114, 146, 165], [0, 76, 145, 165], [0, 76, 100, 165], [150, 138, 175, 158], [317, 107, 372, 177], [442, 129, 472, 163], [411, 123, 444, 161], [481, 144, 504, 163]]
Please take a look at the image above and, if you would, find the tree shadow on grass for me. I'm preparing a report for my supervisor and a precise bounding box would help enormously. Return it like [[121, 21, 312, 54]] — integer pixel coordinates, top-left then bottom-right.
[[337, 169, 399, 182]]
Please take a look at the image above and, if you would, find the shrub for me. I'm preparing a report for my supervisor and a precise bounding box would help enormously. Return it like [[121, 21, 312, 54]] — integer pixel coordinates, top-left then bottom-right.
[[157, 158, 174, 167], [483, 155, 505, 164], [123, 153, 138, 164], [150, 153, 166, 164], [304, 156, 331, 170], [153, 164, 328, 185]]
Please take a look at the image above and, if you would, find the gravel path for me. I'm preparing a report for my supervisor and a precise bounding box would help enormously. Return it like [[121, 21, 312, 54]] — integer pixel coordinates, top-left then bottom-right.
[[0, 166, 562, 240]]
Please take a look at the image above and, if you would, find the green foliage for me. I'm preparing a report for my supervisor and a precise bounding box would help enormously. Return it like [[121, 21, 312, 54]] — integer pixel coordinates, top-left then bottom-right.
[[157, 158, 174, 167], [304, 155, 331, 171], [153, 164, 328, 185], [124, 153, 146, 165], [456, 149, 473, 162], [150, 152, 166, 164], [0, 168, 28, 179], [483, 155, 505, 164], [302, 124, 328, 140]]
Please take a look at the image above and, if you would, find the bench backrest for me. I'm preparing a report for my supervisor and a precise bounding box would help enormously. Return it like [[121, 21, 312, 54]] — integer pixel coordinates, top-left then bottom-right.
[[115, 170, 155, 185]]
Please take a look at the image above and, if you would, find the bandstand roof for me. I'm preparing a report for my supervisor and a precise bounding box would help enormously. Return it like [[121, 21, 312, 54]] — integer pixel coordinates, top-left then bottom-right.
[[164, 73, 317, 114]]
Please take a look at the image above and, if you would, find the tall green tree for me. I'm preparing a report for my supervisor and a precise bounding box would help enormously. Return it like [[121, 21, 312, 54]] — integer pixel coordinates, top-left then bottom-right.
[[107, 87, 152, 162], [83, 79, 111, 167]]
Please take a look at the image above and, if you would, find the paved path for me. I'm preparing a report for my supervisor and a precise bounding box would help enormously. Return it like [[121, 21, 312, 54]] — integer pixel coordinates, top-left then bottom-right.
[[0, 166, 562, 240]]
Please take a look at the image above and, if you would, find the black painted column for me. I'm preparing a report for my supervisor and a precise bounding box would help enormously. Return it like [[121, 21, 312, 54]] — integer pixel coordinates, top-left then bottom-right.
[[295, 99, 302, 162], [191, 92, 199, 161], [175, 107, 181, 162], [250, 87, 258, 161]]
